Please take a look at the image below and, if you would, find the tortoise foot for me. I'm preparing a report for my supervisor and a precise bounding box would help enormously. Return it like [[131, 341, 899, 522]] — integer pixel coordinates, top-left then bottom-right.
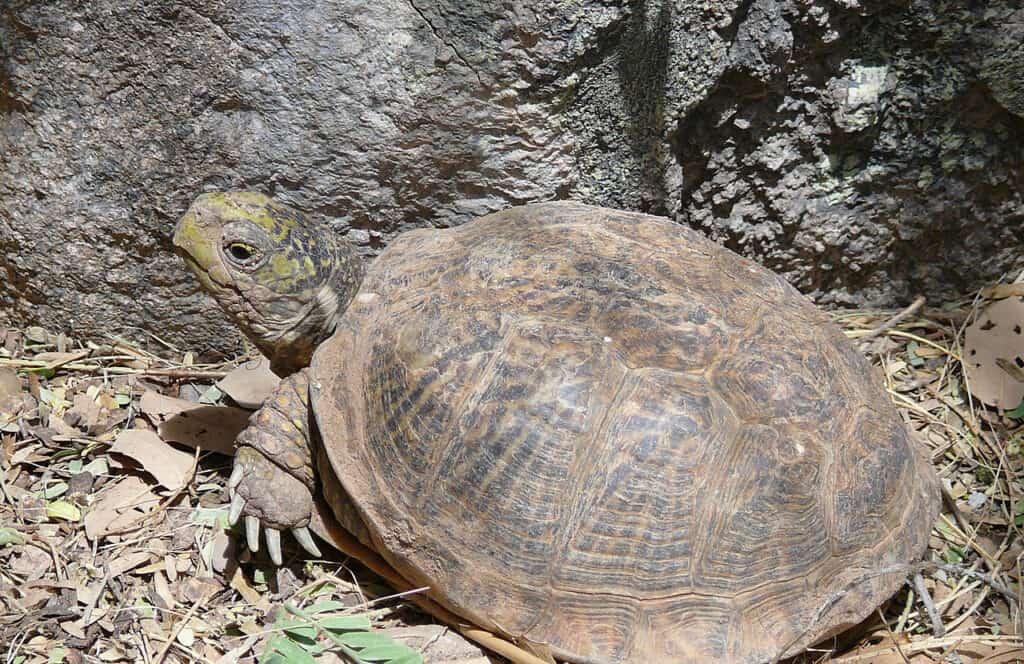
[[227, 370, 322, 565], [227, 446, 322, 564]]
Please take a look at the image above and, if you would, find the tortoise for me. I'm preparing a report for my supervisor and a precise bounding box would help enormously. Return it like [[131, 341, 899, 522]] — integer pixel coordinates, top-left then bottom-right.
[[173, 192, 939, 664]]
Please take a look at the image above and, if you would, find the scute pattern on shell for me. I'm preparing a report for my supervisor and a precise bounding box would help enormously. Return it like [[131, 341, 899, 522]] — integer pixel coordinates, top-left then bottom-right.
[[310, 202, 940, 664]]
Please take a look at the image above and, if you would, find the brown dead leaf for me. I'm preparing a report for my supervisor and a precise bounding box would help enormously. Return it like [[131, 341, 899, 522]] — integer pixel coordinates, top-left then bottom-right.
[[980, 283, 1024, 300], [153, 570, 177, 610], [16, 586, 55, 610], [141, 390, 249, 455], [964, 297, 1024, 408], [33, 350, 91, 369], [60, 618, 87, 640], [213, 635, 259, 664], [0, 368, 22, 412], [216, 356, 279, 409], [106, 550, 150, 577], [66, 392, 106, 435], [228, 566, 265, 607], [84, 475, 160, 540], [953, 644, 1024, 662], [10, 544, 53, 580], [176, 576, 222, 604], [109, 429, 194, 491], [210, 527, 236, 575]]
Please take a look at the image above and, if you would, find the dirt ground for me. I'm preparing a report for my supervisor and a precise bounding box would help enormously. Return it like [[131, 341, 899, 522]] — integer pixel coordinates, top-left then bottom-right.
[[1, 291, 1023, 664]]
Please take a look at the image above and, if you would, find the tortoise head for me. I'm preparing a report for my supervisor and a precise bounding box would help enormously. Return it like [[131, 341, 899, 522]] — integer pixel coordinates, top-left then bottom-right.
[[173, 191, 364, 376]]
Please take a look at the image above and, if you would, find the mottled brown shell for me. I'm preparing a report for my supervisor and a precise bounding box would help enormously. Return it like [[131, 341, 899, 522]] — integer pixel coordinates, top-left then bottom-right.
[[310, 202, 939, 664]]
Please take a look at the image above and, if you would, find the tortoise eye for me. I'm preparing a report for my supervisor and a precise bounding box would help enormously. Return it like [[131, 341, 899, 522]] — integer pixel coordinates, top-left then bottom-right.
[[225, 242, 260, 264]]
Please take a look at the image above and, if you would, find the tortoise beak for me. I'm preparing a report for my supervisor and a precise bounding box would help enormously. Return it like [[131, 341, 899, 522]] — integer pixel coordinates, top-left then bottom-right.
[[174, 198, 232, 287]]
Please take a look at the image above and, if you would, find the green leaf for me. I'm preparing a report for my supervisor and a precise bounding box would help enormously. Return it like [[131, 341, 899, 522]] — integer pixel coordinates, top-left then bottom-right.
[[114, 392, 132, 406], [258, 637, 290, 664], [1007, 399, 1024, 420], [42, 481, 68, 499], [319, 615, 372, 632], [83, 457, 109, 475], [46, 500, 81, 522], [264, 635, 318, 664], [192, 506, 229, 528], [259, 654, 287, 664], [389, 653, 424, 664], [133, 598, 156, 619], [47, 647, 68, 664], [0, 527, 26, 546], [276, 619, 318, 642], [51, 448, 80, 461], [199, 385, 224, 405], [906, 341, 925, 367], [306, 600, 351, 614], [943, 545, 964, 564], [68, 459, 83, 474], [24, 367, 55, 378], [357, 644, 418, 662], [339, 632, 396, 649]]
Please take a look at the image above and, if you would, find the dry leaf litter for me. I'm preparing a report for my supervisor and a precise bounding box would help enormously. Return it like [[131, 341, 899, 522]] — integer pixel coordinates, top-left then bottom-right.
[[1, 286, 1023, 664]]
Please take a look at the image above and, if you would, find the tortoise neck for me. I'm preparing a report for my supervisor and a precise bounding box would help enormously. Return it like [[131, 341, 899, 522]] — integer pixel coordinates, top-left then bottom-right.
[[262, 237, 365, 377], [327, 236, 366, 320]]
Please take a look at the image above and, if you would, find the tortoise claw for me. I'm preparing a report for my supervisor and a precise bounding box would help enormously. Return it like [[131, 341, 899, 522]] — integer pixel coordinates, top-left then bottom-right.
[[265, 527, 283, 566], [293, 526, 322, 558], [245, 516, 260, 553], [228, 464, 244, 492], [228, 493, 246, 525]]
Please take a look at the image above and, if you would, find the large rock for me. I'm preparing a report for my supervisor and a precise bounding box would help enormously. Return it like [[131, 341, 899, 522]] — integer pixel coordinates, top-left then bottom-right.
[[1, 0, 1021, 353]]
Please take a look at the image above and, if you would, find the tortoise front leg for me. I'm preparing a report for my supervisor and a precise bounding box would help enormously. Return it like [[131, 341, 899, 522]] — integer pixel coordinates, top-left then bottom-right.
[[227, 369, 323, 564]]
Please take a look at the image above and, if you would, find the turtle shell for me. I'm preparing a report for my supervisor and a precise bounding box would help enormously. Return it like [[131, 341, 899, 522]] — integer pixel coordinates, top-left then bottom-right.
[[309, 202, 938, 664]]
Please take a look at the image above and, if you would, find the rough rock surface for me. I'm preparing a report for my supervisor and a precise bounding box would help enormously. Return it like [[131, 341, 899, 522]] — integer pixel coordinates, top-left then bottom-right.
[[1, 0, 1022, 352]]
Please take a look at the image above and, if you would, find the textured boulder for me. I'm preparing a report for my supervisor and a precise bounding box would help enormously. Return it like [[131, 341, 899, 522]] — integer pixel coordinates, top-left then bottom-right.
[[1, 0, 1021, 352]]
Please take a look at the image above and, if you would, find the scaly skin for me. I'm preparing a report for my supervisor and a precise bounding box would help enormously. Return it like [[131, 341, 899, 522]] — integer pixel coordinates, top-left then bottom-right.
[[173, 192, 363, 376], [173, 192, 358, 562], [226, 370, 321, 563]]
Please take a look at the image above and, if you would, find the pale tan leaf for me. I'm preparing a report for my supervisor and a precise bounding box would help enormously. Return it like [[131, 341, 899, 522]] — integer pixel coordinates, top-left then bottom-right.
[[141, 390, 249, 455], [980, 282, 1024, 299], [0, 368, 22, 413], [110, 429, 194, 491], [964, 297, 1024, 408], [177, 625, 196, 647], [60, 618, 87, 640], [83, 475, 159, 540], [154, 570, 177, 609], [209, 527, 235, 575], [216, 356, 280, 409], [10, 544, 53, 579], [106, 550, 150, 577]]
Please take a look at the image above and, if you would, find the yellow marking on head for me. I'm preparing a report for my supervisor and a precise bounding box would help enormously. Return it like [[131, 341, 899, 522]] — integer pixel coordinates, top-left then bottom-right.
[[173, 212, 218, 270], [201, 192, 297, 242], [255, 252, 305, 288], [231, 193, 296, 241]]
